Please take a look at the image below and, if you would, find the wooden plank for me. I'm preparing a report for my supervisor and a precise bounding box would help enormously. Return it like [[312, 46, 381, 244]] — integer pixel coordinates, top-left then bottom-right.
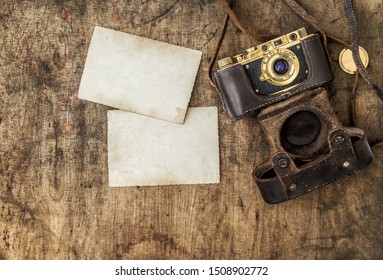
[[0, 0, 382, 259]]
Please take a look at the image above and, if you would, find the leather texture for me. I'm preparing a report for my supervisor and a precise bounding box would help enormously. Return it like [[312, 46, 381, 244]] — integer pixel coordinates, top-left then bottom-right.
[[253, 87, 374, 204], [214, 34, 333, 120]]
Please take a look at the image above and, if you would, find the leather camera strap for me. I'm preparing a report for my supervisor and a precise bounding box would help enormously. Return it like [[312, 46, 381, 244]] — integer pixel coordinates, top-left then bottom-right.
[[216, 0, 280, 43], [208, 4, 231, 88], [344, 0, 383, 99], [344, 1, 383, 148]]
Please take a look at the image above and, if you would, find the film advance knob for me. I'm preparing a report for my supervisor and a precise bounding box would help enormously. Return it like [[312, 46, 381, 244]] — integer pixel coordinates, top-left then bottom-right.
[[217, 57, 234, 69]]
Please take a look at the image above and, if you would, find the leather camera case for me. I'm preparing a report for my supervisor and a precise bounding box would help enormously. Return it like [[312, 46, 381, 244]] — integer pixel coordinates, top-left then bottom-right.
[[253, 87, 374, 204], [214, 34, 333, 120]]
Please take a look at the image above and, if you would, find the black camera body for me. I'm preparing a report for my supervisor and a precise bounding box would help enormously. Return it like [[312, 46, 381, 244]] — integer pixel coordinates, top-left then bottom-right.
[[213, 28, 333, 120]]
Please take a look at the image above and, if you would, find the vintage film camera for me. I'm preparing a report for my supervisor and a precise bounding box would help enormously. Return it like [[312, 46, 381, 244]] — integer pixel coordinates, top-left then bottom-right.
[[214, 28, 333, 120], [213, 28, 373, 203]]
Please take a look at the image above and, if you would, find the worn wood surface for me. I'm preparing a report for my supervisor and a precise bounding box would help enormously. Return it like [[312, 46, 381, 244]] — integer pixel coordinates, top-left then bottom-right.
[[1, 0, 383, 260]]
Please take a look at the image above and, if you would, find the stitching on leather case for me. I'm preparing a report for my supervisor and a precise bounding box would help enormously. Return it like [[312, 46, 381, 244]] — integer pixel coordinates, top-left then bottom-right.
[[263, 103, 329, 121], [255, 130, 368, 202], [286, 133, 359, 200], [215, 64, 242, 76], [284, 141, 358, 200], [288, 169, 357, 200]]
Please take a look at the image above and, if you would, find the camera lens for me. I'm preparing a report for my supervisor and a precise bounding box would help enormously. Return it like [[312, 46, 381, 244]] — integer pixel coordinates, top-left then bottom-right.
[[273, 59, 289, 74]]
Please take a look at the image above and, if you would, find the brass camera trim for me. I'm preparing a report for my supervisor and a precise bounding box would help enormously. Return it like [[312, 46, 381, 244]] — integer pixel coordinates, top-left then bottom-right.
[[260, 48, 300, 86], [217, 27, 310, 70]]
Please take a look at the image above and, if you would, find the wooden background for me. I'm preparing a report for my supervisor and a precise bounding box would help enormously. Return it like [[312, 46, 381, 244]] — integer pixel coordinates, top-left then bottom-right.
[[1, 0, 383, 260]]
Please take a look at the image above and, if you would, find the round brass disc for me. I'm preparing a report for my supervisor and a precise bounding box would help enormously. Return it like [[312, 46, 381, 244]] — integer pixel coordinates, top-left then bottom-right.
[[339, 46, 369, 74]]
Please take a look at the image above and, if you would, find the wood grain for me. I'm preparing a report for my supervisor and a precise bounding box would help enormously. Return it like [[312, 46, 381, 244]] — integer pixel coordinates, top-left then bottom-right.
[[0, 0, 382, 259]]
